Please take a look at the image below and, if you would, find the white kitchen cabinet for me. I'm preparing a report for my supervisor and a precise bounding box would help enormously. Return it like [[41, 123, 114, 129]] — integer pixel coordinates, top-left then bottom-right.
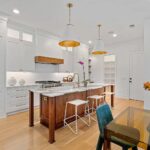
[[0, 18, 7, 36], [21, 41, 35, 71], [59, 51, 73, 73], [6, 38, 22, 71], [6, 85, 40, 114], [0, 17, 7, 118], [6, 26, 35, 71]]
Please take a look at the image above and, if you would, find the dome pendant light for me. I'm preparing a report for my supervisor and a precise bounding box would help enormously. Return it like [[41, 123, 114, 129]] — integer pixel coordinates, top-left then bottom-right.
[[92, 24, 107, 55], [59, 3, 80, 48]]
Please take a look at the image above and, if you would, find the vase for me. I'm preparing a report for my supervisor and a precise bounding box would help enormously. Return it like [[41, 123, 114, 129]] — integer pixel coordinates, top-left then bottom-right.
[[83, 81, 88, 87], [8, 77, 17, 86], [19, 79, 26, 86]]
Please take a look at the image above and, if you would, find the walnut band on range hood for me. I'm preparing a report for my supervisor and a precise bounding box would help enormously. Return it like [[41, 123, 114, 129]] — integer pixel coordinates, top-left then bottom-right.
[[35, 56, 64, 64]]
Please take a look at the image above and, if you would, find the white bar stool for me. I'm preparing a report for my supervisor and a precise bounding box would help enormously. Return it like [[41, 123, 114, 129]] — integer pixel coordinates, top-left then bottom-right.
[[64, 99, 90, 134], [87, 95, 105, 121], [103, 92, 115, 100], [87, 95, 105, 112]]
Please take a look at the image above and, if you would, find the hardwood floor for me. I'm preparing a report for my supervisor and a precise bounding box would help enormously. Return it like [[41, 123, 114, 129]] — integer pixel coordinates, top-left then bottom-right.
[[0, 98, 144, 150]]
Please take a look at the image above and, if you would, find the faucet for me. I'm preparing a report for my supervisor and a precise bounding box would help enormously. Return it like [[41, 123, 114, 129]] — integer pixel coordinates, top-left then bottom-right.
[[73, 73, 80, 88]]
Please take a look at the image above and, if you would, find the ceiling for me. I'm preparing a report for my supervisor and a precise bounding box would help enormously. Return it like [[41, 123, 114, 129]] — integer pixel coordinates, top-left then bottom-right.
[[0, 0, 150, 45]]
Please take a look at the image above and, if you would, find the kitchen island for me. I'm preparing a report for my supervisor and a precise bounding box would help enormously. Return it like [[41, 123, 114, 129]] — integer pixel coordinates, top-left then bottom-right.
[[29, 83, 115, 143]]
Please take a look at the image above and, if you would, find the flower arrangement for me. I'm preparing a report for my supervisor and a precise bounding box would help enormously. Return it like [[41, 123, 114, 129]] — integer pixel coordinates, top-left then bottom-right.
[[78, 61, 86, 81], [144, 82, 150, 91]]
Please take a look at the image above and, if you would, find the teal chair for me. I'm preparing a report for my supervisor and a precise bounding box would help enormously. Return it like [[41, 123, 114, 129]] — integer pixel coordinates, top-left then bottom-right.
[[96, 104, 139, 150]]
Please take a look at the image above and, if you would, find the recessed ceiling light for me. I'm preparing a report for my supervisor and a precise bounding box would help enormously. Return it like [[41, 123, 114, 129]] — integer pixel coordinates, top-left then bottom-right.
[[13, 9, 20, 14], [113, 33, 117, 37], [88, 40, 92, 44]]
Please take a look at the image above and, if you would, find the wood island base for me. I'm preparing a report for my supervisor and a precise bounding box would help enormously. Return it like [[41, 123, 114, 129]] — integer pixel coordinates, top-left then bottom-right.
[[29, 85, 115, 144]]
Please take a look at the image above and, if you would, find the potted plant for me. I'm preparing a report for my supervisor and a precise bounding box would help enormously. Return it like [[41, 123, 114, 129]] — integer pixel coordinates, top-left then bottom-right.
[[78, 61, 89, 87]]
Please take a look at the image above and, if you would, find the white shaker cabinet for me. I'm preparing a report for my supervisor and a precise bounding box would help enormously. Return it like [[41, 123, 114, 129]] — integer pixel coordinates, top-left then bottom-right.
[[21, 41, 35, 71], [6, 27, 35, 71], [6, 85, 40, 114], [6, 38, 22, 71], [0, 17, 7, 118]]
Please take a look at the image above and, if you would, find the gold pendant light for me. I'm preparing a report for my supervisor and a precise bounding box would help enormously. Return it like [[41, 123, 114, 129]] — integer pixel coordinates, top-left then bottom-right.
[[92, 24, 107, 55], [59, 3, 80, 48]]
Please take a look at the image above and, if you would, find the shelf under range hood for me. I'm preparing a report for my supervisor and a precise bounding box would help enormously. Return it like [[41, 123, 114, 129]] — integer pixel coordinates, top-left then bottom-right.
[[35, 56, 64, 64]]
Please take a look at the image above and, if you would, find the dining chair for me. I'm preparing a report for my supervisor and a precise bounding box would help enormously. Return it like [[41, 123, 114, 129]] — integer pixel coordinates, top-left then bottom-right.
[[147, 124, 150, 150], [96, 104, 139, 150]]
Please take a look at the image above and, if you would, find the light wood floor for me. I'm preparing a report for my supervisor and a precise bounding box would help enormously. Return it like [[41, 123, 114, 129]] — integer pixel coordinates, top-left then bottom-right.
[[0, 98, 144, 150]]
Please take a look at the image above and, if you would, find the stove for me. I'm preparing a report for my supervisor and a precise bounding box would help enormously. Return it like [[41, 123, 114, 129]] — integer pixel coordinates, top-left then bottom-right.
[[35, 81, 62, 88]]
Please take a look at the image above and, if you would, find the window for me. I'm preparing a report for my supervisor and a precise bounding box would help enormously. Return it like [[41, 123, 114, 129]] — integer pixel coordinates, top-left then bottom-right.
[[22, 32, 33, 42], [7, 28, 19, 39]]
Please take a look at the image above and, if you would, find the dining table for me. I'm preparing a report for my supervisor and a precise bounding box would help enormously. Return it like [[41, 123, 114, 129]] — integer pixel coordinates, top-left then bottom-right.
[[104, 107, 150, 150]]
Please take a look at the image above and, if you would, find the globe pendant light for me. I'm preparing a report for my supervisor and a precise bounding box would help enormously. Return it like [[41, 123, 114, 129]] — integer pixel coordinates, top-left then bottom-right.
[[92, 24, 107, 55], [59, 3, 80, 48]]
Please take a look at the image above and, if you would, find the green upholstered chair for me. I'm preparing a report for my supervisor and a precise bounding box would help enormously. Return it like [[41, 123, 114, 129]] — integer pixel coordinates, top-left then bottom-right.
[[96, 104, 139, 150]]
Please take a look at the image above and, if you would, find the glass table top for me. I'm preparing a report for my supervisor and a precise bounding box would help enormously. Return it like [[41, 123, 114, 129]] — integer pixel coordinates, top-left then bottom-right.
[[107, 107, 150, 146]]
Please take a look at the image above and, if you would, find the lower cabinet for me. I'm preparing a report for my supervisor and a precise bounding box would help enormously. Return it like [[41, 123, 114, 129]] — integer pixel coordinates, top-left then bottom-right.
[[6, 85, 40, 114]]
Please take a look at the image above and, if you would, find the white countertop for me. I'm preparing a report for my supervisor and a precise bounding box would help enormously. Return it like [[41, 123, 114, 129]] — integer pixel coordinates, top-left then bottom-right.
[[30, 83, 114, 97], [7, 84, 41, 88]]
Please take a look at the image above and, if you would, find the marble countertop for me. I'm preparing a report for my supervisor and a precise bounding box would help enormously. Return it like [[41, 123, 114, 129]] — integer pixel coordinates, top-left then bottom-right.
[[30, 83, 114, 97]]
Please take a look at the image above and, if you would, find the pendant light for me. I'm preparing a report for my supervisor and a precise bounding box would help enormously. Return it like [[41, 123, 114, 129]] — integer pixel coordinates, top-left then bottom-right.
[[92, 24, 107, 55], [59, 3, 80, 48]]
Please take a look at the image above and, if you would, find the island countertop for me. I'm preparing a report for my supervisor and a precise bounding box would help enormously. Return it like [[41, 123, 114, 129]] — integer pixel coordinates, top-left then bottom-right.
[[30, 83, 115, 97]]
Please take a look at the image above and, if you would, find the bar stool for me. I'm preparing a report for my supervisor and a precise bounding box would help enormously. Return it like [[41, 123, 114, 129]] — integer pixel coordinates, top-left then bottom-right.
[[87, 95, 105, 121], [64, 99, 90, 134], [103, 92, 115, 105], [87, 95, 105, 111]]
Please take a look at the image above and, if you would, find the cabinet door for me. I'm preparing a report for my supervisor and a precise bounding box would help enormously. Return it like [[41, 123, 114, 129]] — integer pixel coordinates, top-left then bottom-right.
[[21, 42, 35, 71], [0, 19, 7, 36], [0, 36, 6, 116], [6, 39, 22, 71]]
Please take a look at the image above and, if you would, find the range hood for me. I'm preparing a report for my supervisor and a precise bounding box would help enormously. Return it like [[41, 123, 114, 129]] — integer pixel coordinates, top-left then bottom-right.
[[35, 56, 64, 64]]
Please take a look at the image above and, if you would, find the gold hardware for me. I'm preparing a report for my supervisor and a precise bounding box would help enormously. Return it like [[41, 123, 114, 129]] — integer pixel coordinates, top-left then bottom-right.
[[43, 97, 47, 101]]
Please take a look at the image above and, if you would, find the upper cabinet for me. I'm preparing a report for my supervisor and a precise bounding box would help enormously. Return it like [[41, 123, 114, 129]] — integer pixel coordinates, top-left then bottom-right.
[[0, 17, 7, 117], [0, 18, 7, 36], [6, 24, 35, 72]]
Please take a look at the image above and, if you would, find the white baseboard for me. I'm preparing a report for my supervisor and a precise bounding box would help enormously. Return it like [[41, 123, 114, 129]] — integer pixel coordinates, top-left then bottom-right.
[[0, 113, 7, 119]]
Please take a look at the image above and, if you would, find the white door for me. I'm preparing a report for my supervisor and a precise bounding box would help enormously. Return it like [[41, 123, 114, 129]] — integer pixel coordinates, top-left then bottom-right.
[[129, 52, 144, 101]]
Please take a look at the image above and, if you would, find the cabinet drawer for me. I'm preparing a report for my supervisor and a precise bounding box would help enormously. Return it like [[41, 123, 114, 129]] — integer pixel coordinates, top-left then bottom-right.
[[16, 97, 27, 106]]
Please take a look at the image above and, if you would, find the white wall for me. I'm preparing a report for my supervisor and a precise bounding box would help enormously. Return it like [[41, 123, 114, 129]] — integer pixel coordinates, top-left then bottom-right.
[[73, 44, 89, 81], [105, 38, 144, 99], [144, 20, 150, 109], [90, 55, 104, 83]]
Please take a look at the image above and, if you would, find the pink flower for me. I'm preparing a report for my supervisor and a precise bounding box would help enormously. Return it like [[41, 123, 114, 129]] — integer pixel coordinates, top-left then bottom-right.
[[78, 61, 84, 65]]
